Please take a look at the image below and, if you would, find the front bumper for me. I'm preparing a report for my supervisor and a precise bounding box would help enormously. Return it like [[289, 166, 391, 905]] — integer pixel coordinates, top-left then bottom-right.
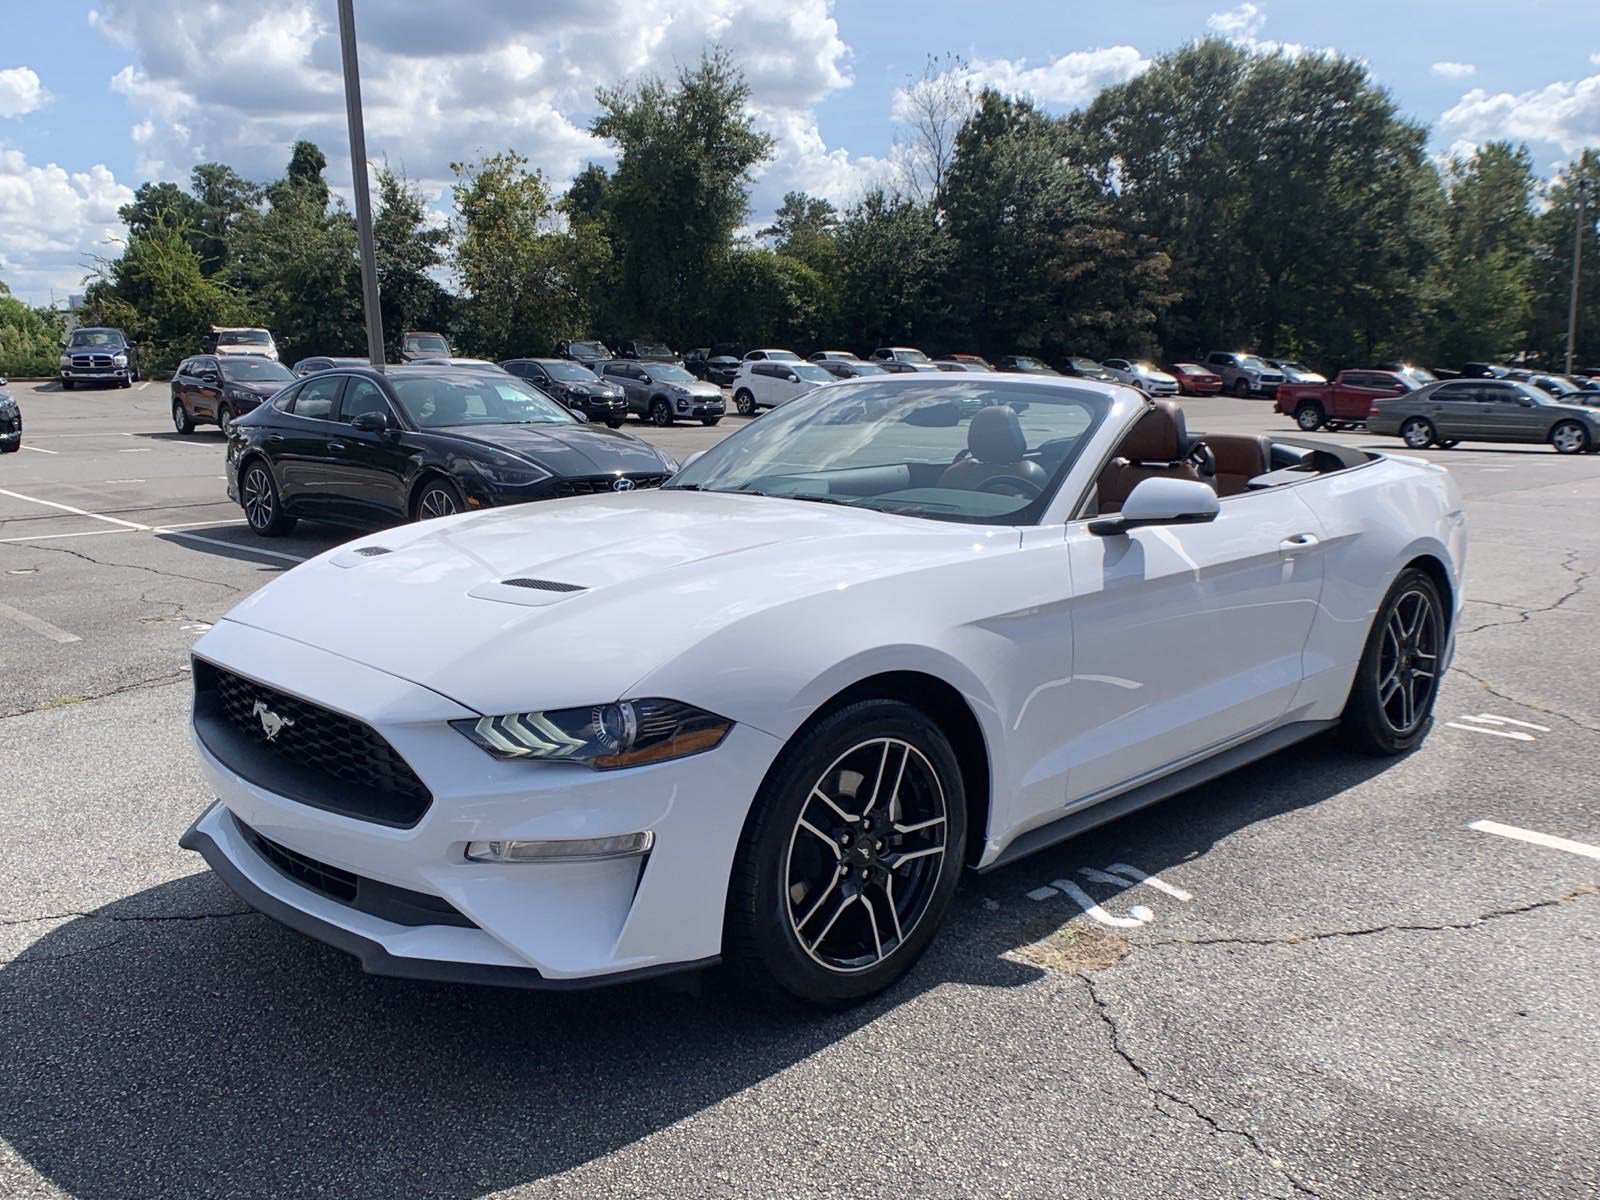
[[60, 369, 131, 382], [181, 619, 784, 985]]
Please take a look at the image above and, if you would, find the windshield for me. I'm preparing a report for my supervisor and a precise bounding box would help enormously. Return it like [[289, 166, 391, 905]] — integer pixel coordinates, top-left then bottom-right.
[[218, 330, 271, 345], [542, 360, 598, 382], [1067, 357, 1105, 372], [791, 364, 835, 383], [1238, 355, 1269, 370], [666, 379, 1110, 525], [895, 349, 931, 363], [648, 365, 698, 383], [569, 341, 609, 357], [221, 359, 293, 382], [390, 374, 575, 428], [637, 343, 673, 358], [68, 329, 124, 348], [1009, 357, 1051, 371], [846, 363, 889, 375], [766, 350, 801, 362], [405, 334, 449, 354]]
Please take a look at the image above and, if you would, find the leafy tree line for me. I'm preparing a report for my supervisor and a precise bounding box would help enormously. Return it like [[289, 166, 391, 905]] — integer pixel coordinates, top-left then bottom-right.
[[3, 41, 1596, 379]]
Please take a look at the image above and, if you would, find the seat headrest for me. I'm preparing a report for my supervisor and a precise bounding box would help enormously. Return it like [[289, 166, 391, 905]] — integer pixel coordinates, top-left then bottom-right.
[[1210, 434, 1272, 475], [1118, 399, 1191, 463], [968, 404, 1027, 463]]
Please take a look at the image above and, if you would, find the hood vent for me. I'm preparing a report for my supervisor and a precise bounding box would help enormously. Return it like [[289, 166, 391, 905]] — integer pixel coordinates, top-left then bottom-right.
[[353, 546, 392, 557], [501, 577, 586, 593]]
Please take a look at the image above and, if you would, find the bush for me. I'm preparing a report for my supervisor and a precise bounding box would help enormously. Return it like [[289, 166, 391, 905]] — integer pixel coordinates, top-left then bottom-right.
[[0, 296, 67, 377]]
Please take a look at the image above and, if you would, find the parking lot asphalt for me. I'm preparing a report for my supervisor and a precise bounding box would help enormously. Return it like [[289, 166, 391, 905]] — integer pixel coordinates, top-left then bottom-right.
[[2, 379, 1597, 1199]]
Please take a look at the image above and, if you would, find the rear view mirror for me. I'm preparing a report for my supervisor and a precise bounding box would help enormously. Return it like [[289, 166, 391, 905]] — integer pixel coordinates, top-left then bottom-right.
[[1090, 478, 1220, 536]]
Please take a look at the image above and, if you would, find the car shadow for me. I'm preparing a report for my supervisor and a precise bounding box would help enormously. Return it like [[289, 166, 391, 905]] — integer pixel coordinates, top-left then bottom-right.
[[132, 430, 228, 443], [154, 524, 343, 568], [0, 735, 1390, 1199]]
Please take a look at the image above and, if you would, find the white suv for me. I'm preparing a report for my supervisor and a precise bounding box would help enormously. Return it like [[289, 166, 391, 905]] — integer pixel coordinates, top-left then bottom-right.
[[730, 360, 836, 416]]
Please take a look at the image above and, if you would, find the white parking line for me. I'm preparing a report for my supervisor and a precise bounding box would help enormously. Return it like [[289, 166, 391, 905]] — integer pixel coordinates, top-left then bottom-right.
[[137, 381, 151, 391], [1466, 713, 1551, 731], [20, 444, 59, 455], [0, 487, 151, 530], [0, 600, 80, 644], [0, 528, 138, 545], [1445, 722, 1534, 741], [1468, 820, 1600, 862]]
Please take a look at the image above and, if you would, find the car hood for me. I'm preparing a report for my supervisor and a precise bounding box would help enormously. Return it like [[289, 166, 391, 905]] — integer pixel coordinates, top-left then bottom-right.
[[226, 379, 292, 397], [217, 492, 1013, 718], [427, 422, 675, 474]]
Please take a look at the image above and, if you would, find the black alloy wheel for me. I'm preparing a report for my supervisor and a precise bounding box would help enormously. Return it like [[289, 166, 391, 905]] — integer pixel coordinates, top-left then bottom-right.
[[650, 398, 674, 427], [241, 461, 296, 537], [413, 478, 465, 521], [1339, 567, 1444, 755]]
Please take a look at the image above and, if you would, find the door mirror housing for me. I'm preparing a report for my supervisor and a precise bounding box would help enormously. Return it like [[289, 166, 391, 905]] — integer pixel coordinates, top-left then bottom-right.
[[349, 410, 390, 433], [678, 450, 706, 471], [783, 371, 799, 383], [1089, 478, 1221, 536], [200, 370, 220, 383], [571, 410, 591, 423]]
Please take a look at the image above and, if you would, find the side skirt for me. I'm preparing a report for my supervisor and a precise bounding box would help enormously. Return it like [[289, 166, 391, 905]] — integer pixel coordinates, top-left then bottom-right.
[[978, 719, 1338, 873]]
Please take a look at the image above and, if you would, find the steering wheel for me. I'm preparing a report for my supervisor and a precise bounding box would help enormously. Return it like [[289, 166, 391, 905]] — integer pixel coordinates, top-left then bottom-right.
[[977, 475, 1044, 500]]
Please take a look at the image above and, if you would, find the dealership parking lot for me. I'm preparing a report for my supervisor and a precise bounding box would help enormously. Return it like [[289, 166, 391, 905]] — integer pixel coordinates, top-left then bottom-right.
[[2, 380, 1598, 1199]]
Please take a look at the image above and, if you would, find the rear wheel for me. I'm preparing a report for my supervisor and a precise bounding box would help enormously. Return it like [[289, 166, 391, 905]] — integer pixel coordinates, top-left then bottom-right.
[[1550, 421, 1588, 455], [172, 400, 194, 435], [241, 460, 296, 537], [1438, 439, 1460, 449], [734, 389, 756, 416], [1400, 417, 1436, 449], [1294, 402, 1324, 431], [650, 397, 674, 427], [1339, 567, 1444, 756], [412, 477, 465, 521], [724, 700, 967, 1006]]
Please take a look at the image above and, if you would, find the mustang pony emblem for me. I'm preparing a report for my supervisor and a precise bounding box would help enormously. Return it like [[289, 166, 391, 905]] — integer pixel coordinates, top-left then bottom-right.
[[251, 700, 295, 742]]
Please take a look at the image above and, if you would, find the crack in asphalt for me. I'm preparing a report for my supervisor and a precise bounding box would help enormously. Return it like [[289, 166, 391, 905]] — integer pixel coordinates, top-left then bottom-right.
[[0, 668, 189, 720], [1, 539, 243, 595], [1449, 664, 1600, 735], [1079, 971, 1323, 1198], [1140, 886, 1598, 950], [0, 909, 254, 927], [1460, 552, 1591, 636]]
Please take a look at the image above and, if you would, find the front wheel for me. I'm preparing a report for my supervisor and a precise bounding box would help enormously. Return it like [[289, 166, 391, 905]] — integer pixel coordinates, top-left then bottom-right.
[[61, 380, 74, 391], [412, 478, 465, 521], [1295, 402, 1324, 431], [241, 461, 296, 537], [1233, 378, 1252, 398], [1339, 567, 1445, 756], [216, 405, 234, 436], [650, 398, 674, 427], [1400, 417, 1436, 449], [724, 699, 968, 1006], [606, 419, 625, 429], [1550, 421, 1589, 455], [734, 389, 756, 416]]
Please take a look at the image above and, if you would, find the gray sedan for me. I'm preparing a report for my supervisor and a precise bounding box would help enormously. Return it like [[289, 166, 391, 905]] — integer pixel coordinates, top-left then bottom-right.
[[1369, 378, 1600, 454]]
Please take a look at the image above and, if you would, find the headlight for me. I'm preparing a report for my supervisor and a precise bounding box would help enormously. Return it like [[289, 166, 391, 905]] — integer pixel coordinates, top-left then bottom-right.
[[113, 353, 129, 366], [226, 387, 255, 403], [570, 384, 593, 396], [453, 699, 732, 769], [59, 355, 71, 367], [0, 399, 16, 416], [473, 461, 551, 486]]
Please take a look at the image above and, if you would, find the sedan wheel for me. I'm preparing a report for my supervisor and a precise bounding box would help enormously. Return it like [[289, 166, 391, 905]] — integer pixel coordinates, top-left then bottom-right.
[[241, 461, 296, 537], [1339, 567, 1443, 755], [734, 390, 756, 417], [172, 400, 194, 435], [725, 699, 966, 1005], [1400, 417, 1436, 449], [414, 479, 464, 521], [1550, 421, 1588, 455]]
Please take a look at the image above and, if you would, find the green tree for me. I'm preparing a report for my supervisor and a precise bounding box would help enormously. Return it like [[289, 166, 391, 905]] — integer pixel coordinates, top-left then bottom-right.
[[374, 164, 451, 355], [1528, 150, 1600, 367], [189, 163, 260, 277], [118, 181, 204, 246], [0, 293, 69, 377], [591, 49, 774, 343], [834, 190, 954, 351], [760, 192, 839, 275]]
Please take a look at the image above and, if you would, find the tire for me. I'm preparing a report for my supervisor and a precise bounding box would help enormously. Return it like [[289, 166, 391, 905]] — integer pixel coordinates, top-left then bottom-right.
[[701, 418, 721, 427], [1400, 417, 1436, 449], [240, 459, 296, 537], [1338, 567, 1445, 756], [734, 389, 756, 417], [606, 420, 625, 430], [216, 405, 233, 437], [61, 380, 74, 391], [172, 400, 194, 435], [0, 440, 17, 454], [724, 699, 968, 1006], [1232, 378, 1252, 398], [1294, 402, 1324, 432], [650, 397, 674, 427], [1550, 421, 1588, 455], [119, 377, 132, 389], [412, 477, 465, 522]]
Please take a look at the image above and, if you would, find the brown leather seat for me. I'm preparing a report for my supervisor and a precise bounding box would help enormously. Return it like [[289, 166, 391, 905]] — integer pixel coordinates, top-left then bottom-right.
[[939, 405, 1049, 494], [1206, 434, 1273, 496], [1095, 399, 1203, 513]]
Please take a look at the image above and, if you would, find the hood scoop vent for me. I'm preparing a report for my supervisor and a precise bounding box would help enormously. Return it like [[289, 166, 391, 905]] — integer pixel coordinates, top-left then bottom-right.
[[469, 576, 590, 608], [501, 577, 586, 593], [353, 546, 392, 557]]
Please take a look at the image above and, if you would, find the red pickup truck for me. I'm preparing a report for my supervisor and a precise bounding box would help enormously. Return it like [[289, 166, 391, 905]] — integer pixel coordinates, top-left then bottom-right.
[[1276, 370, 1414, 431]]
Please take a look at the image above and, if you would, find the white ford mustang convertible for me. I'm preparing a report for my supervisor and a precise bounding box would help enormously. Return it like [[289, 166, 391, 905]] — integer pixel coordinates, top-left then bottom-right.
[[181, 375, 1466, 1004]]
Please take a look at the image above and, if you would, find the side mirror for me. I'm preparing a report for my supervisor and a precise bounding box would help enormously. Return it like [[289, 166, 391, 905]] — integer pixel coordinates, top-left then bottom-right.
[[679, 450, 706, 471], [1089, 478, 1220, 536], [783, 372, 799, 383], [200, 371, 220, 383], [572, 410, 591, 423], [350, 410, 390, 433]]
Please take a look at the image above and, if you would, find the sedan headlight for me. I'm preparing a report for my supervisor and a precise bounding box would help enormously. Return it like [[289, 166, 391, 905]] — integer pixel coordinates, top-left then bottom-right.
[[454, 699, 732, 769], [473, 461, 551, 486]]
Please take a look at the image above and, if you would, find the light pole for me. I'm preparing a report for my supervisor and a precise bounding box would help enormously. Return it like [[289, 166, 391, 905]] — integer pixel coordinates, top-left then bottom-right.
[[337, 0, 385, 369], [1566, 178, 1594, 376]]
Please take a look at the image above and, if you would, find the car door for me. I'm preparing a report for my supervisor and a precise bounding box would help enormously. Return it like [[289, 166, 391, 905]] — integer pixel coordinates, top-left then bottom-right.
[[1423, 380, 1485, 441], [322, 376, 413, 525], [188, 356, 223, 421], [270, 373, 347, 516], [1476, 381, 1544, 442], [609, 364, 647, 415], [1060, 487, 1327, 804]]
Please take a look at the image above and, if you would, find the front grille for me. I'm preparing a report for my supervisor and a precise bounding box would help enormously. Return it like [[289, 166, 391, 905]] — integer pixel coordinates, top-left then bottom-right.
[[193, 659, 432, 827], [553, 474, 668, 497], [502, 577, 585, 592], [238, 818, 475, 928], [72, 354, 115, 369]]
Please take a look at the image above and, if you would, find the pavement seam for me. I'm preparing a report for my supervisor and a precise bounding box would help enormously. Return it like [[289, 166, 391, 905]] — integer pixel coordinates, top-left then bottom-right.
[[1139, 886, 1598, 950], [1079, 971, 1323, 1199], [0, 909, 255, 926]]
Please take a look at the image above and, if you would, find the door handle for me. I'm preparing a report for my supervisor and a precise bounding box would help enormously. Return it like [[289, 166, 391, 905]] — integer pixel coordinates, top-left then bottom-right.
[[328, 441, 347, 452], [1280, 532, 1320, 555]]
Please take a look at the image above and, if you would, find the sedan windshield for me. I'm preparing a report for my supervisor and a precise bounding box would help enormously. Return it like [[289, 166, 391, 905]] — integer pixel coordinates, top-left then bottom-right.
[[895, 349, 931, 363], [541, 360, 599, 382], [1238, 355, 1270, 370], [637, 343, 673, 358], [648, 365, 698, 384], [390, 375, 575, 428], [766, 350, 802, 362], [221, 359, 293, 382], [666, 378, 1111, 525], [1067, 357, 1105, 372]]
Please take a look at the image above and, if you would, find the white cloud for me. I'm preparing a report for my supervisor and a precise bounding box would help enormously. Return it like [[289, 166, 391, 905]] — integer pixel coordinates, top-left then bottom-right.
[[1439, 72, 1600, 159], [1430, 62, 1476, 79], [0, 148, 132, 301], [1205, 3, 1310, 60], [954, 47, 1151, 108], [0, 67, 49, 118]]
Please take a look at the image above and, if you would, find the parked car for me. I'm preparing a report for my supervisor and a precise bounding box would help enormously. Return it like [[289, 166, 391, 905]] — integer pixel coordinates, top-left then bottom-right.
[[817, 360, 889, 381], [58, 326, 140, 389], [1058, 356, 1118, 384], [171, 355, 297, 436], [618, 340, 679, 364], [1204, 351, 1285, 397], [179, 378, 1465, 1005], [702, 356, 742, 386], [932, 359, 993, 373], [598, 360, 725, 426], [944, 353, 994, 370], [809, 350, 861, 364], [683, 348, 712, 378], [1266, 359, 1326, 385], [1167, 362, 1223, 395], [501, 358, 628, 427], [293, 356, 369, 377], [1370, 377, 1600, 453], [1099, 359, 1179, 396], [0, 376, 19, 453], [1457, 362, 1510, 379], [742, 348, 802, 362], [870, 347, 940, 373], [400, 331, 451, 363], [730, 360, 836, 414], [208, 326, 281, 363], [411, 357, 507, 372], [555, 339, 614, 371], [1506, 370, 1585, 400], [1276, 369, 1415, 432], [994, 355, 1059, 375], [1378, 363, 1439, 390], [221, 365, 678, 537]]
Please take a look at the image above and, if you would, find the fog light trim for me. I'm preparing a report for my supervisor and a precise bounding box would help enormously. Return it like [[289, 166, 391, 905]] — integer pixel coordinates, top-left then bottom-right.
[[465, 831, 654, 863]]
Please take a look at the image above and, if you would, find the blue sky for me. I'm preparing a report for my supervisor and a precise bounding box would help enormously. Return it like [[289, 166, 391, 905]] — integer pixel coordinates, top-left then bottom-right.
[[2, 0, 1597, 304]]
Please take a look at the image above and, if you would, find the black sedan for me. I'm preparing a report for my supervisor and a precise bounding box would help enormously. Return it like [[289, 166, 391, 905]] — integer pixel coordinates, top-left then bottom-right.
[[292, 356, 369, 377], [500, 358, 629, 427], [817, 359, 889, 381], [225, 366, 679, 538], [994, 355, 1061, 375]]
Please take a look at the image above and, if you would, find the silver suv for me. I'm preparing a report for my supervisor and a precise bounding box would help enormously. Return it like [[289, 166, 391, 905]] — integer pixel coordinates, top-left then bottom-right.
[[1204, 351, 1285, 398]]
